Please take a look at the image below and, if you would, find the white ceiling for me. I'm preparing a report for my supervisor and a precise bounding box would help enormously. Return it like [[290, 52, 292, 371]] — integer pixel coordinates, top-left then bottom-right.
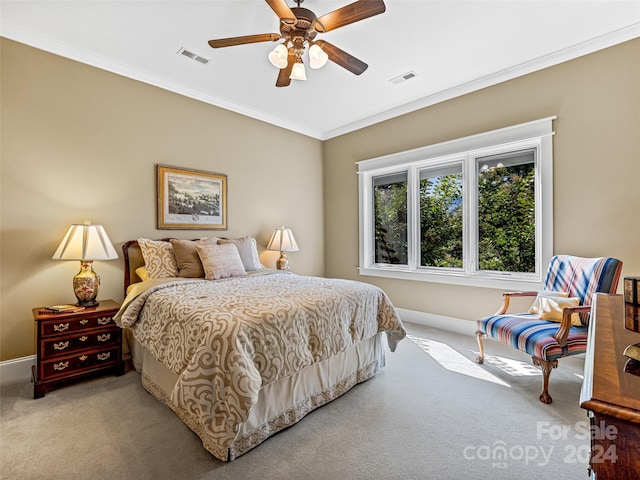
[[2, 1, 640, 140]]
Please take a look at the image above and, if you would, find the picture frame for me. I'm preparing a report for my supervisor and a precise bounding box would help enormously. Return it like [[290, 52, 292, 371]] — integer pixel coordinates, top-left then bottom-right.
[[157, 165, 227, 230]]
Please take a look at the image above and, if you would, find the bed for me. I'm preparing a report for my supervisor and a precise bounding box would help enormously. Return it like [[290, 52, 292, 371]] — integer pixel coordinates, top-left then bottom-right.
[[114, 238, 406, 461]]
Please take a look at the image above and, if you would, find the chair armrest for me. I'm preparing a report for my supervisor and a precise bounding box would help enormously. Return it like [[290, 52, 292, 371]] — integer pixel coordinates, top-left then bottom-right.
[[494, 291, 538, 315], [553, 305, 592, 347]]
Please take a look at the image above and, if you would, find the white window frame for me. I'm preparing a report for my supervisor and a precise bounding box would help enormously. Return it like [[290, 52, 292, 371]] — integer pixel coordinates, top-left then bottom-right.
[[357, 117, 555, 290]]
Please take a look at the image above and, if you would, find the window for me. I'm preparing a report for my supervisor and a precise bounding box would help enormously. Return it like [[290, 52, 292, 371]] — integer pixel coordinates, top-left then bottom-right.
[[374, 173, 407, 265], [358, 117, 555, 289], [419, 164, 463, 268]]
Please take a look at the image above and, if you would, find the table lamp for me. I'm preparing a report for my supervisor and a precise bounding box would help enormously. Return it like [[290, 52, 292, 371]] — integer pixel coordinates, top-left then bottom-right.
[[52, 222, 118, 307], [266, 226, 299, 271]]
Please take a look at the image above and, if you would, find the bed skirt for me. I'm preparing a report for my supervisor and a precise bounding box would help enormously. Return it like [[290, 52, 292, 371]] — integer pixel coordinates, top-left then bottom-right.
[[126, 331, 386, 461]]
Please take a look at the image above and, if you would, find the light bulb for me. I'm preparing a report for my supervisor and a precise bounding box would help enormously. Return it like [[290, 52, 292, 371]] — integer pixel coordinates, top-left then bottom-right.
[[309, 44, 329, 69], [290, 61, 307, 81], [268, 44, 288, 69]]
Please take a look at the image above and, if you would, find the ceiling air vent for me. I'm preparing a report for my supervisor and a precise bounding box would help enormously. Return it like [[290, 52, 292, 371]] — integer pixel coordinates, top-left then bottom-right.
[[389, 70, 418, 85], [177, 47, 210, 65]]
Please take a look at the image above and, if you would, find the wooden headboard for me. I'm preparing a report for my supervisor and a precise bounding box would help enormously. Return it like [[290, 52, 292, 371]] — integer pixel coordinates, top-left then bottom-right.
[[122, 239, 146, 296]]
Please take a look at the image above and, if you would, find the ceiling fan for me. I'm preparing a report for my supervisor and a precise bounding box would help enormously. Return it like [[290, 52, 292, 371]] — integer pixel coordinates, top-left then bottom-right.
[[208, 0, 386, 87]]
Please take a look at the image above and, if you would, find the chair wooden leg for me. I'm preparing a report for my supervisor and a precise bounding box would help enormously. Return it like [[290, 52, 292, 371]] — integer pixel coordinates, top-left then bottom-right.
[[532, 356, 558, 404], [475, 331, 486, 364]]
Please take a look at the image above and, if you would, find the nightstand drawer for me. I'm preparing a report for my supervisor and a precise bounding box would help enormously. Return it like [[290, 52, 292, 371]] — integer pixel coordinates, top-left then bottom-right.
[[39, 314, 115, 337], [41, 328, 119, 356], [33, 300, 124, 398], [39, 345, 121, 380]]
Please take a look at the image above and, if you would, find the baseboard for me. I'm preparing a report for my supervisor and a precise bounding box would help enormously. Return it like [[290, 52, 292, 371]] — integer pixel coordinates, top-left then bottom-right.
[[396, 308, 477, 336], [0, 355, 36, 386]]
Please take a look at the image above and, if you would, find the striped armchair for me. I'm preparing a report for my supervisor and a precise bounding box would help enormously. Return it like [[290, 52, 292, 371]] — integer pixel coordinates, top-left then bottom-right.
[[475, 255, 623, 403]]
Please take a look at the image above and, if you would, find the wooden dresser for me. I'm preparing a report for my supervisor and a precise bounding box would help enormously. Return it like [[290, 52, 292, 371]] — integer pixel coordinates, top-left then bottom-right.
[[580, 294, 640, 479], [32, 299, 124, 398]]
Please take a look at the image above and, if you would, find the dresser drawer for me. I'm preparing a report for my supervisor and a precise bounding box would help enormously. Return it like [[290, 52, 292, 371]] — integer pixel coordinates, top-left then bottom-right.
[[39, 314, 115, 337], [41, 327, 119, 357], [39, 345, 121, 380]]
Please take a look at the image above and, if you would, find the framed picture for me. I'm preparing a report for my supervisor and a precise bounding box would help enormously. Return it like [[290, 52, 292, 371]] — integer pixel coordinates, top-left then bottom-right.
[[157, 165, 227, 230]]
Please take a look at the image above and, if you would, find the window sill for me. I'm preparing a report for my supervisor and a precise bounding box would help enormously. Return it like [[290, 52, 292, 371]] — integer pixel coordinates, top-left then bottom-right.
[[358, 266, 543, 291]]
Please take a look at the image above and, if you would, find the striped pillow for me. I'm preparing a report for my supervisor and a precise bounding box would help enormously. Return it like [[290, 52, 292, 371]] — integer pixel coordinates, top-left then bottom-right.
[[196, 244, 247, 280], [217, 236, 264, 271]]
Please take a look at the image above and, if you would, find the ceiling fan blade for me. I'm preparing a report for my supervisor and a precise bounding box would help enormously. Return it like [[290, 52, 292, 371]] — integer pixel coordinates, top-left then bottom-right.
[[315, 41, 368, 75], [208, 33, 280, 48], [276, 51, 296, 87], [314, 0, 385, 33], [265, 0, 296, 25]]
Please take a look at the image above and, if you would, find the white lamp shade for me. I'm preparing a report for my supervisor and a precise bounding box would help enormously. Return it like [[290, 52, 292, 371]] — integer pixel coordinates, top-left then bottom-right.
[[309, 44, 329, 69], [268, 44, 289, 69], [267, 226, 299, 252], [52, 223, 118, 261], [289, 62, 307, 81]]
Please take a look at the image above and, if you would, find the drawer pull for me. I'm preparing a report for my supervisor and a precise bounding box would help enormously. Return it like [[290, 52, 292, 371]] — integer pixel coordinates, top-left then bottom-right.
[[79, 355, 88, 362], [97, 352, 111, 361], [79, 336, 88, 342], [53, 361, 69, 371], [97, 333, 111, 342], [97, 317, 111, 326], [79, 319, 89, 325], [53, 341, 69, 351], [53, 323, 70, 333]]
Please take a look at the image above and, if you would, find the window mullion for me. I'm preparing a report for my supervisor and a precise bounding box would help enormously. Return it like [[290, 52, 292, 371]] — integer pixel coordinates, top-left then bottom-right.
[[407, 166, 419, 271], [463, 154, 477, 276], [358, 171, 373, 268]]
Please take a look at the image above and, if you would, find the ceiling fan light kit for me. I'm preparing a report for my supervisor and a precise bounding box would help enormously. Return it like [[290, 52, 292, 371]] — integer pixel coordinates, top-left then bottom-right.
[[268, 43, 289, 69], [208, 0, 386, 87], [308, 44, 329, 69], [290, 60, 308, 81]]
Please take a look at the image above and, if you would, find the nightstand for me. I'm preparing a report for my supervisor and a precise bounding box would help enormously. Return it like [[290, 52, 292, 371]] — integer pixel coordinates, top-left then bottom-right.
[[32, 299, 124, 398]]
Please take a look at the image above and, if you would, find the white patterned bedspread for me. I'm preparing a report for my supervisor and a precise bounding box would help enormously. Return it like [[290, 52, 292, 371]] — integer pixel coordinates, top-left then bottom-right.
[[114, 272, 405, 451]]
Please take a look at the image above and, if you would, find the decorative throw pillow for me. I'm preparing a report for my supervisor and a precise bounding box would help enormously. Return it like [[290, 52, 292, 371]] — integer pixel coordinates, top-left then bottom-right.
[[218, 236, 264, 271], [135, 266, 149, 282], [196, 244, 247, 280], [138, 238, 179, 279], [528, 290, 569, 314], [170, 238, 218, 278], [539, 296, 582, 325]]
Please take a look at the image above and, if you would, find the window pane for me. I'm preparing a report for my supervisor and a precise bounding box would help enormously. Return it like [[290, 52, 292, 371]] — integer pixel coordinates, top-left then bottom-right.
[[477, 149, 535, 273], [419, 165, 463, 268], [373, 173, 408, 264]]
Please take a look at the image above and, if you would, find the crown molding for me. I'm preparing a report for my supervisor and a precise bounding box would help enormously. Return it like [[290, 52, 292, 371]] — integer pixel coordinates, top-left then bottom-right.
[[3, 20, 639, 141], [0, 22, 323, 139], [321, 22, 640, 140]]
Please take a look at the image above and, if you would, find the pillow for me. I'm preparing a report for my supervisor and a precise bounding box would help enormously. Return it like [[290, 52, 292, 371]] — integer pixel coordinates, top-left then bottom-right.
[[135, 266, 149, 282], [196, 244, 247, 280], [137, 238, 179, 279], [217, 236, 264, 271], [528, 290, 569, 314], [539, 296, 582, 325], [170, 238, 218, 278]]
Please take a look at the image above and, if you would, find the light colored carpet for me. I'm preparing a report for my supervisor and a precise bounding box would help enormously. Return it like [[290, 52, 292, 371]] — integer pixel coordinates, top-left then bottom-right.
[[0, 322, 590, 479]]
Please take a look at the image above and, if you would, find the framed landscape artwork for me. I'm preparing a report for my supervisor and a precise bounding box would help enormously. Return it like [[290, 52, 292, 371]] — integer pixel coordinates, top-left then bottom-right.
[[157, 165, 227, 230]]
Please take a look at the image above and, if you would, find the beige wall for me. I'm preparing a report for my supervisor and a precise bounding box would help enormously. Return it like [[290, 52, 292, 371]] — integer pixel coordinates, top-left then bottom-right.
[[0, 39, 324, 361], [2, 37, 639, 362], [324, 38, 640, 322]]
